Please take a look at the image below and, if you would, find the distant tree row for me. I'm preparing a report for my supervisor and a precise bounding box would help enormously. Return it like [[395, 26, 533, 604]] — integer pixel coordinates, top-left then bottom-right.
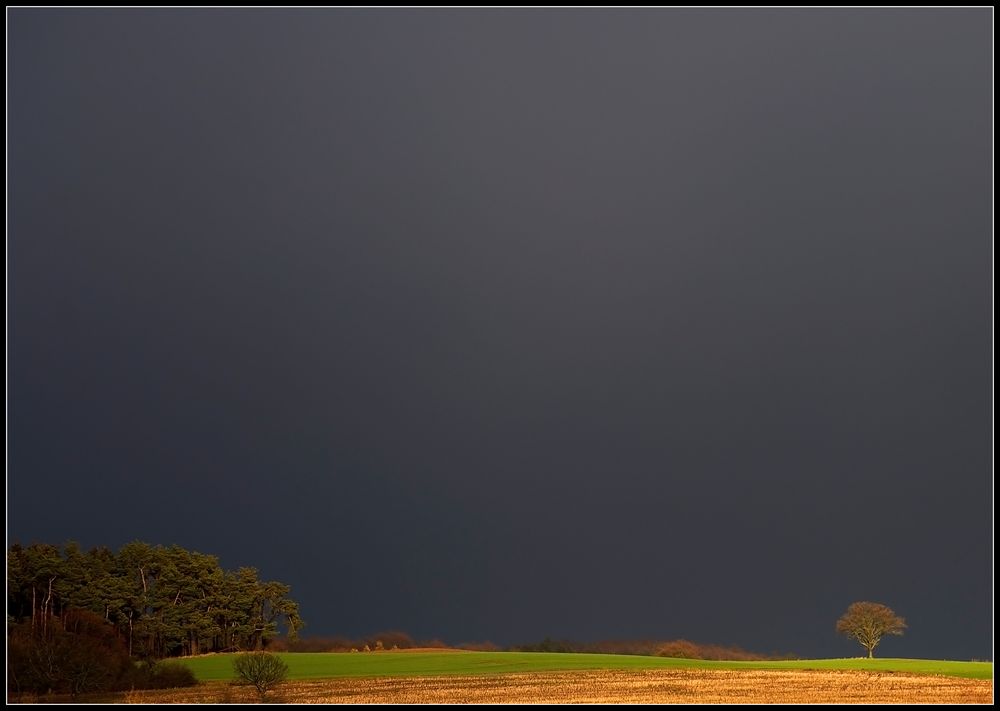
[[7, 541, 303, 659], [271, 630, 424, 653], [512, 637, 798, 661], [270, 630, 501, 653]]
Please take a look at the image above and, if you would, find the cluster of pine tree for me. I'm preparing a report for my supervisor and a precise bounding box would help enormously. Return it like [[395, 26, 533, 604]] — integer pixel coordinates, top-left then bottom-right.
[[7, 541, 303, 659]]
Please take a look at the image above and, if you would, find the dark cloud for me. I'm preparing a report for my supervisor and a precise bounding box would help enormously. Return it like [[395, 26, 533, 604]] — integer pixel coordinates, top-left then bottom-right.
[[9, 9, 991, 658]]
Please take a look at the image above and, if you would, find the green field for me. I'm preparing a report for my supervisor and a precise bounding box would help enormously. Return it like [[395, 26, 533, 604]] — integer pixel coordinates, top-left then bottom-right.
[[180, 651, 993, 681]]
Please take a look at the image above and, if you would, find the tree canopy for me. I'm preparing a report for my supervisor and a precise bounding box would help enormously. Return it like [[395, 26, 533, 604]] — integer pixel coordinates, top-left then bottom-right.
[[836, 601, 906, 658], [7, 541, 303, 658]]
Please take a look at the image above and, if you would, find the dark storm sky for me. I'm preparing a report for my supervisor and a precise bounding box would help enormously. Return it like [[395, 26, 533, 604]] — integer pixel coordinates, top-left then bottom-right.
[[9, 9, 992, 659]]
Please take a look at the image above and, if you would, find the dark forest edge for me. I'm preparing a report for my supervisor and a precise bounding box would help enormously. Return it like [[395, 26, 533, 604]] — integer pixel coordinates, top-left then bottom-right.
[[8, 541, 303, 656]]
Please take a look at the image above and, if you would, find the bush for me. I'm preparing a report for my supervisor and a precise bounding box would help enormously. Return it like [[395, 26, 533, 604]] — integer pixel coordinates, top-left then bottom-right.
[[8, 611, 202, 697], [656, 639, 702, 659], [233, 652, 289, 699], [150, 661, 197, 689], [124, 660, 198, 690], [8, 611, 132, 696]]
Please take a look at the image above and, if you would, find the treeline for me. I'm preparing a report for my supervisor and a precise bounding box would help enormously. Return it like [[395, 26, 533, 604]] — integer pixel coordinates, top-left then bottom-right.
[[271, 630, 421, 652], [270, 631, 500, 653], [7, 541, 303, 659], [512, 637, 798, 661]]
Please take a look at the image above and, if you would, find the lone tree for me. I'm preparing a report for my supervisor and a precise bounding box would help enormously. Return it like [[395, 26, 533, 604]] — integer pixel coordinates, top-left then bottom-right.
[[836, 601, 906, 658], [233, 651, 289, 699]]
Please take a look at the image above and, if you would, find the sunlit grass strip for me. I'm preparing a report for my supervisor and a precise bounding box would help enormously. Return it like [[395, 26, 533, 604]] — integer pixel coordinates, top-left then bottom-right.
[[181, 651, 992, 681]]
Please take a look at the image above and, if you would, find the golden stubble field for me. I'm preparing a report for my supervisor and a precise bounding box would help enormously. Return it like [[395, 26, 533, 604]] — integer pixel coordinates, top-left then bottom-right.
[[110, 669, 993, 704]]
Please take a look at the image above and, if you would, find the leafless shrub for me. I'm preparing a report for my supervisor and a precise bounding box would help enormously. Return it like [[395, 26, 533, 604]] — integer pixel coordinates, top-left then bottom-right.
[[233, 652, 289, 699]]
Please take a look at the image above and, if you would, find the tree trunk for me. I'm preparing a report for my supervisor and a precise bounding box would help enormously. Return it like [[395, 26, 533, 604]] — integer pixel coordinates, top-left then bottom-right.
[[42, 577, 55, 639], [868, 647, 874, 658]]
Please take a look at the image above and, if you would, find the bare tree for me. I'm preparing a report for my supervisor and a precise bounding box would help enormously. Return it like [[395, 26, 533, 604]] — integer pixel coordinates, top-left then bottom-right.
[[233, 651, 289, 699], [836, 601, 906, 658]]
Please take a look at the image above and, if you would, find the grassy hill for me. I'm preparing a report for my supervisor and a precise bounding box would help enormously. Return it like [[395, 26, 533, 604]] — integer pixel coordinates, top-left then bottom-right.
[[181, 651, 992, 681]]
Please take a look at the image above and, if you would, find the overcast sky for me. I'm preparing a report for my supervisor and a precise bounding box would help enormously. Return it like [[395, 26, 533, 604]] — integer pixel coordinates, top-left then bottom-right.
[[9, 9, 992, 659]]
